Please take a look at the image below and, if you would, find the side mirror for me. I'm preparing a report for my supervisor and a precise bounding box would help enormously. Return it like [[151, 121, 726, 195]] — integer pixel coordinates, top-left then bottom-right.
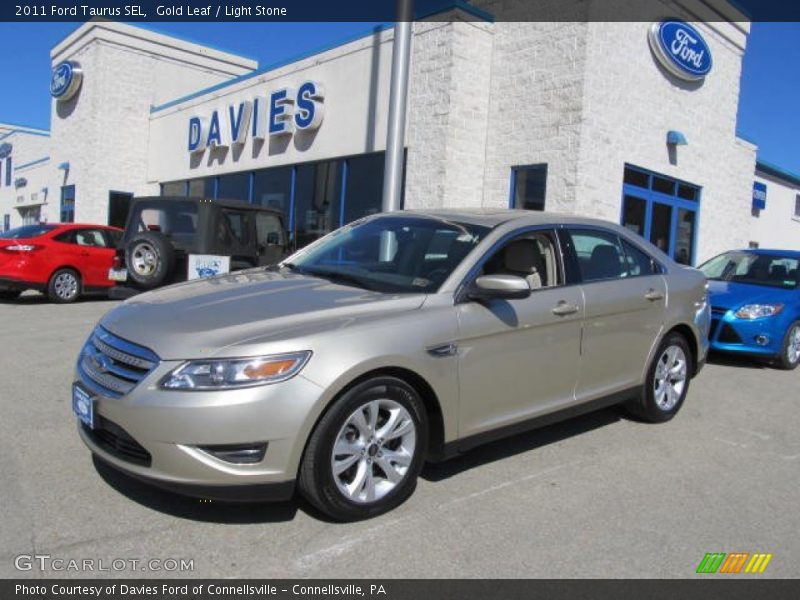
[[469, 274, 531, 301]]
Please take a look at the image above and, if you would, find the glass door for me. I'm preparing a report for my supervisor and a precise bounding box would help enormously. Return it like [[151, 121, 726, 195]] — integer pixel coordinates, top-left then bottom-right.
[[620, 165, 699, 265]]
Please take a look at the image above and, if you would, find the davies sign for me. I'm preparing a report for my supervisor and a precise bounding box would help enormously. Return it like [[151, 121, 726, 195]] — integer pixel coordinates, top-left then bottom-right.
[[188, 81, 324, 154], [648, 20, 713, 82]]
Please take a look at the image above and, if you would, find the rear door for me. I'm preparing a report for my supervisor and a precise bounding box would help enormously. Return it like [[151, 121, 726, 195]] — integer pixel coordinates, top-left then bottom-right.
[[53, 228, 116, 287], [561, 228, 667, 401]]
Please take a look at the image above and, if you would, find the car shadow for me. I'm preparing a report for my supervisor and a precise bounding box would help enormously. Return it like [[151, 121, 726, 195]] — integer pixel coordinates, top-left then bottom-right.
[[3, 292, 117, 305], [92, 456, 305, 524], [706, 351, 770, 370], [421, 407, 622, 482]]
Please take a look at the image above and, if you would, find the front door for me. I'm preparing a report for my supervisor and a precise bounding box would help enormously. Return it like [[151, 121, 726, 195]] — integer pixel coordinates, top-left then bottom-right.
[[455, 229, 584, 438]]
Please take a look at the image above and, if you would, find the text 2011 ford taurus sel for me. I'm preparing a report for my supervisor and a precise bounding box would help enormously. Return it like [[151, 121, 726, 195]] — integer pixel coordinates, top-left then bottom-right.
[[73, 210, 710, 520]]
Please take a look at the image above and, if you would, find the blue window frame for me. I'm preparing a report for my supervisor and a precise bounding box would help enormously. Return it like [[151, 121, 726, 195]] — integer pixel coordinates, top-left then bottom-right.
[[620, 164, 700, 266], [509, 164, 547, 211], [60, 185, 76, 223]]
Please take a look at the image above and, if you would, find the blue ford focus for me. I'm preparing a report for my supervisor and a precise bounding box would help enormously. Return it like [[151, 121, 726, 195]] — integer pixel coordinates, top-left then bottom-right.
[[699, 249, 800, 369]]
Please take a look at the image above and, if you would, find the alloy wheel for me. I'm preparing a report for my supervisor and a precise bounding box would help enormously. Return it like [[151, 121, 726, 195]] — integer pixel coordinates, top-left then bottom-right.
[[787, 326, 800, 365], [653, 345, 687, 411], [53, 272, 78, 301], [331, 398, 417, 504]]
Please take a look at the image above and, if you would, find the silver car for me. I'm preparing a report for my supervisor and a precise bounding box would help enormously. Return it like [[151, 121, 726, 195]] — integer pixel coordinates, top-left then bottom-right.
[[73, 210, 710, 520]]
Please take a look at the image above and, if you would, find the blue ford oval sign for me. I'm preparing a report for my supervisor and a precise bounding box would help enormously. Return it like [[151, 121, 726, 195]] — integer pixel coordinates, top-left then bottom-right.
[[648, 21, 713, 82], [50, 60, 83, 101]]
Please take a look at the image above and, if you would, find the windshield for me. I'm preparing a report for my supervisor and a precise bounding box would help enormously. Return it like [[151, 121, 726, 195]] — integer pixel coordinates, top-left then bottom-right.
[[285, 215, 489, 293], [0, 224, 57, 239], [699, 252, 799, 290], [127, 201, 198, 244]]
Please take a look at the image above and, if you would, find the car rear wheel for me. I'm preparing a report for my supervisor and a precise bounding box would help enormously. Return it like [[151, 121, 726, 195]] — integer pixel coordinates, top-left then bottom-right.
[[626, 332, 691, 423], [47, 268, 81, 303], [125, 232, 175, 289], [299, 376, 428, 521], [775, 321, 800, 371]]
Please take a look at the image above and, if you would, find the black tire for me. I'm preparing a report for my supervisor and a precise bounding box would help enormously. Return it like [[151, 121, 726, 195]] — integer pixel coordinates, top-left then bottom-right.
[[47, 268, 81, 303], [299, 376, 428, 521], [626, 332, 692, 423], [0, 290, 21, 301], [125, 232, 175, 289], [775, 321, 800, 371]]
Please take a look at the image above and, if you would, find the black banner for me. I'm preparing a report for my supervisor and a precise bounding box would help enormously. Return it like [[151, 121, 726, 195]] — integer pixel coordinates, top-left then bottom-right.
[[4, 580, 800, 600], [3, 0, 800, 23]]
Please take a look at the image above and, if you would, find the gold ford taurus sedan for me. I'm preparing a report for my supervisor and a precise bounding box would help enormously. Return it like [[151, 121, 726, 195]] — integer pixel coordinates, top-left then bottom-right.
[[73, 210, 710, 520]]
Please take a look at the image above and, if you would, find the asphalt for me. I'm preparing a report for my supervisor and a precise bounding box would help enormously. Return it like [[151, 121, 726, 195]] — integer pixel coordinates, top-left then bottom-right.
[[0, 292, 798, 579]]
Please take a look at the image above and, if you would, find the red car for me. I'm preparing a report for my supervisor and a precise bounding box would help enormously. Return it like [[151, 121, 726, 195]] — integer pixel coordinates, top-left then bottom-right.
[[0, 223, 123, 303]]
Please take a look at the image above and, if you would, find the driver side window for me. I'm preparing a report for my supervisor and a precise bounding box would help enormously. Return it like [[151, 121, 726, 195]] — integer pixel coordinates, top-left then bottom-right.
[[482, 230, 561, 290]]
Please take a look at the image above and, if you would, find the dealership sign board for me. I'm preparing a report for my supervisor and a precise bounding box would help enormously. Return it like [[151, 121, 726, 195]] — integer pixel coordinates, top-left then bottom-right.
[[187, 254, 231, 280], [752, 181, 767, 211], [50, 60, 83, 101], [648, 21, 713, 82], [187, 81, 324, 154]]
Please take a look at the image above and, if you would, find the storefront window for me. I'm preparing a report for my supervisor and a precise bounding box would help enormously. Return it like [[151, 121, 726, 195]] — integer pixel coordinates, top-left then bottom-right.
[[188, 177, 214, 198], [622, 195, 646, 237], [293, 160, 342, 247], [217, 173, 250, 202], [343, 152, 384, 224], [5, 157, 11, 187], [161, 181, 186, 196], [511, 164, 547, 211], [253, 166, 293, 213]]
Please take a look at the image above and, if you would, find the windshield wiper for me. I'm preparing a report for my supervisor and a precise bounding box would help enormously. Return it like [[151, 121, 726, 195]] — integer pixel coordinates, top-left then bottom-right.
[[304, 269, 376, 291]]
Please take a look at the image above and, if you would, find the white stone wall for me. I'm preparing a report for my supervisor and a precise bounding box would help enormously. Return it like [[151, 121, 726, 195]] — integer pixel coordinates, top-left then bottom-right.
[[481, 19, 590, 211], [0, 131, 52, 229], [47, 22, 257, 225], [575, 17, 756, 262], [404, 19, 494, 209], [751, 173, 800, 251]]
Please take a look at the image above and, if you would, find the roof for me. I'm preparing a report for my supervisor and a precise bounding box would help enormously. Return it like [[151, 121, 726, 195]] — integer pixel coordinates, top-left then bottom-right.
[[741, 248, 800, 259], [756, 160, 800, 188], [399, 208, 627, 229]]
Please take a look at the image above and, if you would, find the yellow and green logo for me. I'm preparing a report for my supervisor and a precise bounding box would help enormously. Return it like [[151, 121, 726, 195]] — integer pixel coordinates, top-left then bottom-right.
[[696, 552, 773, 574]]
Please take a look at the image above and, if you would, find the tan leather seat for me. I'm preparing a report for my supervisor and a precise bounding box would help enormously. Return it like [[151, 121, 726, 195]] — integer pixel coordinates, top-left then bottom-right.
[[502, 239, 546, 289]]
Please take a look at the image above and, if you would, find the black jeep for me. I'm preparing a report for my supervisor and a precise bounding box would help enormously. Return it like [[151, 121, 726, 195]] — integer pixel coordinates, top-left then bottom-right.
[[110, 197, 289, 291]]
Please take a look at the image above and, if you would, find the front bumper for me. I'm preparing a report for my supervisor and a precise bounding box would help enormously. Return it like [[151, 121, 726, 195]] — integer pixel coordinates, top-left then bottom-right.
[[75, 359, 326, 498], [709, 310, 783, 357]]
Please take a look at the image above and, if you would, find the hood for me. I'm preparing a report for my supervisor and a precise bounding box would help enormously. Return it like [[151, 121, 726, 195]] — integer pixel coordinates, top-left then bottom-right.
[[100, 270, 425, 359], [707, 279, 797, 311]]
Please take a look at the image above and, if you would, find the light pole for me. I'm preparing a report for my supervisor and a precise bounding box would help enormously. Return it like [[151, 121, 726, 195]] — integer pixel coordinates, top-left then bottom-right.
[[381, 0, 414, 214]]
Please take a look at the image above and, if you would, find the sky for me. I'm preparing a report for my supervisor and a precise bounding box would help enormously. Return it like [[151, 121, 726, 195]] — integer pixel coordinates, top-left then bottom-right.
[[0, 20, 797, 173]]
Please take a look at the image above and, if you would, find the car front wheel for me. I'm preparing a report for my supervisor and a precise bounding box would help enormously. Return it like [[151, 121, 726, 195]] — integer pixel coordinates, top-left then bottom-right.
[[626, 332, 691, 423], [299, 376, 428, 521], [776, 321, 800, 371]]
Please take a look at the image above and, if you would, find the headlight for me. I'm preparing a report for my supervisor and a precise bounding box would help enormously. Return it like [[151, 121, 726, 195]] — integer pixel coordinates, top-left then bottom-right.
[[734, 304, 784, 320], [160, 351, 311, 390]]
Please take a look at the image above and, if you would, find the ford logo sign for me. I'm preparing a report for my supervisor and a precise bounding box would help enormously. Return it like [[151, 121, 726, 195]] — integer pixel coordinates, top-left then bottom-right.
[[50, 60, 83, 101], [648, 20, 713, 82]]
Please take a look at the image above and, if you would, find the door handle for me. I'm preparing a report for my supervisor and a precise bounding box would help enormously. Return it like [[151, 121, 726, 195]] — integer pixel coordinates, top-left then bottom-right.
[[552, 301, 579, 316], [645, 289, 664, 301]]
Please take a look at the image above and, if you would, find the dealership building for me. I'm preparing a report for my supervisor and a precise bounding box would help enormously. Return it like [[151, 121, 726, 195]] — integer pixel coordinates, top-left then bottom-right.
[[1, 0, 799, 264]]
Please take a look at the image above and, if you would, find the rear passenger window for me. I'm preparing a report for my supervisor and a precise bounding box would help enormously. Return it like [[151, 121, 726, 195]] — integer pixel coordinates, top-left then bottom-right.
[[621, 239, 659, 277], [569, 230, 626, 282]]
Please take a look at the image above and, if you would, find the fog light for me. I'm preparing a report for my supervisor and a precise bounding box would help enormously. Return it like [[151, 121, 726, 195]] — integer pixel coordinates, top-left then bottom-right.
[[197, 443, 267, 464], [755, 335, 770, 346]]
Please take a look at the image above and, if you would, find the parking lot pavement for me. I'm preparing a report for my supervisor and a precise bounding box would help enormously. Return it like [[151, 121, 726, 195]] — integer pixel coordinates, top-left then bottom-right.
[[1, 292, 798, 579]]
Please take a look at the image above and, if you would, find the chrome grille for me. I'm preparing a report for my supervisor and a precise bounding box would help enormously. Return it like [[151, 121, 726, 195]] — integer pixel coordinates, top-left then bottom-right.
[[78, 327, 159, 398]]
